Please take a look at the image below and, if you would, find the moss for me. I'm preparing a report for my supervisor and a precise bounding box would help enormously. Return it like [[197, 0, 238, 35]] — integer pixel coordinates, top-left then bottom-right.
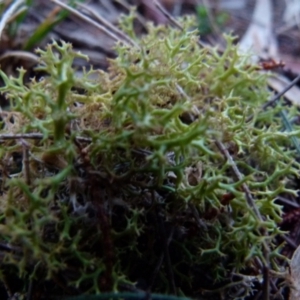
[[0, 14, 298, 299]]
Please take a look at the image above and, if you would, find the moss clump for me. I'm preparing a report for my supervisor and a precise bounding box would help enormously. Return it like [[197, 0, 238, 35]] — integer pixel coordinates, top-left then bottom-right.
[[0, 14, 298, 299]]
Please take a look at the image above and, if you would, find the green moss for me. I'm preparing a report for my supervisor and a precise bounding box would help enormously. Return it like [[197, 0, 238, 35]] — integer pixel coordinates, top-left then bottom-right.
[[0, 14, 298, 299]]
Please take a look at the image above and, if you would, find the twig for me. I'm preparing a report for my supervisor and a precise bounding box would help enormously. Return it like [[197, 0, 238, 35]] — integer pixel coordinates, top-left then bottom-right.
[[21, 139, 31, 185], [215, 140, 263, 221], [0, 133, 92, 143], [215, 139, 271, 299], [262, 266, 270, 300], [263, 74, 300, 110], [282, 235, 298, 250], [277, 196, 300, 209], [247, 73, 300, 123], [0, 133, 46, 140]]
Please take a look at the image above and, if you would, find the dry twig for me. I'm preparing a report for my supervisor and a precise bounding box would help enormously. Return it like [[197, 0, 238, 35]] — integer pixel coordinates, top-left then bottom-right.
[[215, 140, 271, 299]]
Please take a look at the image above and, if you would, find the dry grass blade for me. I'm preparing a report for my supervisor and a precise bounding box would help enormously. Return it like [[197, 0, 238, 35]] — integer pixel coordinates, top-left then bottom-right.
[[51, 0, 136, 48], [0, 51, 39, 63], [114, 0, 148, 29], [0, 0, 25, 40], [153, 0, 184, 29], [77, 2, 138, 47]]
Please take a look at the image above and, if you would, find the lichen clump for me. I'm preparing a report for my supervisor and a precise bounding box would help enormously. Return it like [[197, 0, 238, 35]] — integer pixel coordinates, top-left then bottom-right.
[[0, 15, 298, 298]]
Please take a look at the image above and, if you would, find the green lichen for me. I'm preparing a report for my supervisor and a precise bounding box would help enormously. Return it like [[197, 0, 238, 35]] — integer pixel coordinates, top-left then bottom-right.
[[0, 14, 299, 299]]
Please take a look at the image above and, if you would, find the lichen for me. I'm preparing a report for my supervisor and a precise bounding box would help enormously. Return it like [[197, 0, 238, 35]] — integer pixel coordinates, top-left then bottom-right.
[[0, 14, 298, 299]]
